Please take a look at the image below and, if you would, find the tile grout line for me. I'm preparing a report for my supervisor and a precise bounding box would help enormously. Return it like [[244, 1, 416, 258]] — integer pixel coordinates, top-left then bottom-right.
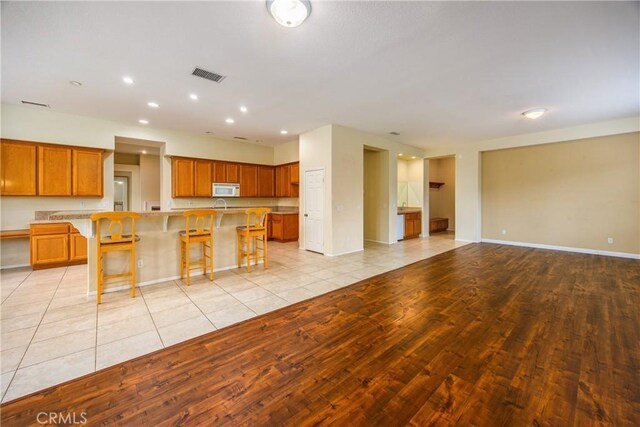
[[138, 285, 166, 348], [1, 269, 35, 304], [2, 267, 69, 402]]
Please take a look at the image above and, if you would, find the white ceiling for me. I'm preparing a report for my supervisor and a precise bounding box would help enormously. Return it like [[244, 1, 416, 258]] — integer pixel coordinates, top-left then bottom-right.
[[2, 1, 638, 148]]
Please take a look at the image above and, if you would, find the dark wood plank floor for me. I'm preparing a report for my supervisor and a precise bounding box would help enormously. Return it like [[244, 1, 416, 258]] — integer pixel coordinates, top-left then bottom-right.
[[2, 244, 639, 426]]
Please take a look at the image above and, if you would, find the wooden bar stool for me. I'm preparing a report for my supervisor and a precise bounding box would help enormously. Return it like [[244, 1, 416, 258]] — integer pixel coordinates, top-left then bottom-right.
[[236, 208, 270, 272], [90, 212, 141, 304], [180, 209, 216, 285]]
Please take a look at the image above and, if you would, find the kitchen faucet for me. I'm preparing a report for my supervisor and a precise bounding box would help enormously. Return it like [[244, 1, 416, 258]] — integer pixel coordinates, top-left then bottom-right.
[[213, 198, 227, 210]]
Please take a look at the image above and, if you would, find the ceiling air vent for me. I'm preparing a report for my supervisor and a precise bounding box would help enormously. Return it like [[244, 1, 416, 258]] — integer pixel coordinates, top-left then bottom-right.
[[234, 136, 248, 141], [192, 67, 226, 83], [21, 100, 50, 108], [388, 131, 400, 136]]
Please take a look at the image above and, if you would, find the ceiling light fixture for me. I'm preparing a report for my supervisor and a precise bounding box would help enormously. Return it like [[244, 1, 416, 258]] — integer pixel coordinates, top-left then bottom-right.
[[141, 150, 147, 155], [280, 130, 288, 135], [398, 153, 403, 156], [411, 156, 416, 159], [147, 102, 159, 108], [240, 106, 248, 113], [267, 0, 311, 28], [122, 76, 134, 85], [189, 94, 198, 100], [138, 119, 149, 124], [225, 118, 235, 124], [69, 80, 82, 86], [522, 108, 547, 119]]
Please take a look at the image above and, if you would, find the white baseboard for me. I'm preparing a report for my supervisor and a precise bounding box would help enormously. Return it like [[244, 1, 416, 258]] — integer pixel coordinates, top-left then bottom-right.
[[455, 238, 480, 243], [364, 239, 392, 245], [87, 262, 262, 296], [0, 263, 30, 270], [326, 248, 364, 257], [481, 238, 640, 260]]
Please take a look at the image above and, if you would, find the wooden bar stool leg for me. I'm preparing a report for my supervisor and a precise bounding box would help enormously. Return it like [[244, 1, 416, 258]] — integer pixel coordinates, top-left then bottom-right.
[[209, 235, 214, 281], [185, 241, 191, 286], [131, 245, 136, 298], [263, 235, 269, 269], [97, 252, 103, 304], [246, 234, 251, 273]]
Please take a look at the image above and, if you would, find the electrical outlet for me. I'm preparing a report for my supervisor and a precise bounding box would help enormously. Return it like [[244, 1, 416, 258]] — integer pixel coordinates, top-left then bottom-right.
[[80, 200, 85, 208], [607, 237, 614, 244], [137, 259, 144, 268], [501, 229, 507, 235]]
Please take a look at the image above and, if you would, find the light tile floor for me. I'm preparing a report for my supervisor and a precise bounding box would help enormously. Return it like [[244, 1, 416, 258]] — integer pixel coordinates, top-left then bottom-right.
[[0, 233, 465, 402]]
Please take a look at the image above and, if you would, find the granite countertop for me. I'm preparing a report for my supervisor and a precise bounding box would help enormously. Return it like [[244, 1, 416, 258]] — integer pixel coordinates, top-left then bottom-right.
[[32, 207, 298, 222], [397, 207, 422, 214]]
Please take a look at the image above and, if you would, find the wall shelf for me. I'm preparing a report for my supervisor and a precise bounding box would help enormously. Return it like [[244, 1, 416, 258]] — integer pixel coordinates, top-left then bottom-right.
[[429, 181, 445, 189]]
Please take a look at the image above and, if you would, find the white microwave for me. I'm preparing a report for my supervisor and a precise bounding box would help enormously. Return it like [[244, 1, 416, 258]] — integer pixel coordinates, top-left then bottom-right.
[[212, 182, 240, 197]]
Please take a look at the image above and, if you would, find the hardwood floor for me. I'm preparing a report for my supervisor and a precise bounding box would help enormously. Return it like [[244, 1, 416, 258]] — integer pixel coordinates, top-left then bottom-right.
[[1, 244, 638, 426]]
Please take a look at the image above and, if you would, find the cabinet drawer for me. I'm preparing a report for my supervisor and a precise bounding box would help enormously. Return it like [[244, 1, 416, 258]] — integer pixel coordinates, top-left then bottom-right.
[[270, 214, 283, 223], [31, 223, 70, 235]]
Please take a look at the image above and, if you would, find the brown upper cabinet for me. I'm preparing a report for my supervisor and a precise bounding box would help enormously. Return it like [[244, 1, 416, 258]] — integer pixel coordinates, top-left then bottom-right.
[[73, 148, 103, 197], [1, 140, 37, 196], [239, 165, 258, 197], [1, 140, 103, 197], [226, 163, 239, 183], [213, 161, 227, 183], [172, 157, 195, 197], [171, 156, 298, 198], [38, 145, 73, 196], [194, 160, 212, 197], [258, 166, 275, 197]]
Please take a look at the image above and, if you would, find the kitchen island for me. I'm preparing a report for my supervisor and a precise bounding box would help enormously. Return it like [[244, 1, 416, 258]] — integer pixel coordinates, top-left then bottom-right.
[[35, 207, 297, 296]]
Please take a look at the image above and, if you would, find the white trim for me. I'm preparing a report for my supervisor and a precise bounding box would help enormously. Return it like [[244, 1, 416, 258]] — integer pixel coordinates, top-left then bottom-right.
[[455, 238, 480, 243], [326, 248, 364, 257], [481, 238, 640, 260], [0, 263, 30, 270], [364, 239, 392, 245]]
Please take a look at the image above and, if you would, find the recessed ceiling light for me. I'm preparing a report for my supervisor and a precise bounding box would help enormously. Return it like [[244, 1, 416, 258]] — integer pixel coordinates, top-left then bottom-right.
[[398, 153, 403, 156], [225, 118, 235, 124], [280, 130, 288, 135], [388, 131, 400, 136], [240, 106, 248, 113], [141, 150, 147, 155], [411, 156, 416, 159], [147, 102, 159, 108], [522, 108, 547, 119], [189, 94, 198, 100], [69, 80, 82, 86], [205, 131, 213, 134], [138, 119, 149, 124], [122, 76, 134, 85]]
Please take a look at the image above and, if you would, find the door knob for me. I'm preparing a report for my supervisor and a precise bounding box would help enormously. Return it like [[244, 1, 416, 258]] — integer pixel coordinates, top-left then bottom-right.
[[304, 214, 308, 217]]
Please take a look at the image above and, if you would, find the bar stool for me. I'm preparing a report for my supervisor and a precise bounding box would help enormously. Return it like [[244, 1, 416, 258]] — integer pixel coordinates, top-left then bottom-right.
[[180, 209, 216, 285], [90, 212, 141, 304], [236, 208, 270, 272]]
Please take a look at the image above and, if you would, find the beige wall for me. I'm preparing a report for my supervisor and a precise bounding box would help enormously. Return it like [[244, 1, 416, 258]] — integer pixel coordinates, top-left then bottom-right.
[[482, 132, 639, 255], [140, 154, 161, 207], [273, 139, 299, 164], [429, 157, 455, 230], [424, 116, 640, 244]]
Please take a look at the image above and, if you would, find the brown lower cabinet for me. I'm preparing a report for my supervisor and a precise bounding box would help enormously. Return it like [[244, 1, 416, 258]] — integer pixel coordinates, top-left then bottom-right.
[[267, 213, 299, 242], [404, 211, 422, 239], [429, 217, 449, 233], [30, 223, 87, 269]]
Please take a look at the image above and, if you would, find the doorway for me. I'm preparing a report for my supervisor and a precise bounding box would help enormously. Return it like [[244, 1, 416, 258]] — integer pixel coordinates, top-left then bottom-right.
[[113, 176, 129, 211], [304, 168, 324, 254], [427, 156, 456, 237]]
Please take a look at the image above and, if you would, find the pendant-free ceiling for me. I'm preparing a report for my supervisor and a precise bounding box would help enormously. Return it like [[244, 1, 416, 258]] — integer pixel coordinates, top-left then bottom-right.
[[267, 0, 311, 27]]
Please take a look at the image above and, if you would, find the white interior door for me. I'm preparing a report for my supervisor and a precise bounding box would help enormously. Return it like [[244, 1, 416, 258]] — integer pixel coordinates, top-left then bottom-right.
[[304, 169, 324, 254]]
